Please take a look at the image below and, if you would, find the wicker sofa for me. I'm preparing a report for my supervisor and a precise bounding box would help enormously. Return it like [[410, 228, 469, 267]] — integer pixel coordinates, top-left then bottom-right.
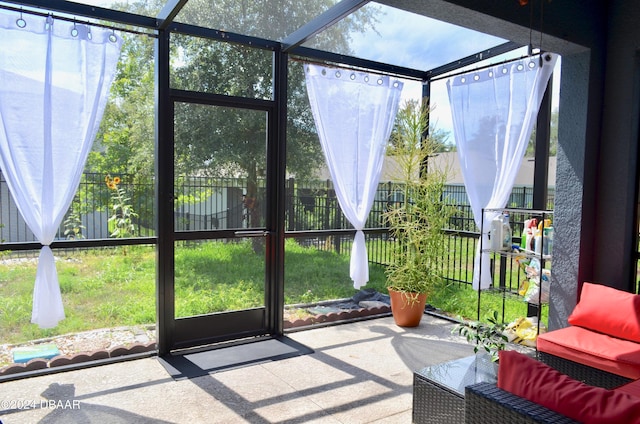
[[464, 350, 640, 424], [465, 382, 579, 424], [537, 350, 633, 389], [463, 283, 640, 423], [536, 282, 640, 389]]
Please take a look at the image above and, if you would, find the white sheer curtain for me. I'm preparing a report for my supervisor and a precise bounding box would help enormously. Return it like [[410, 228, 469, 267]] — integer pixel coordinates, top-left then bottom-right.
[[0, 11, 122, 327], [447, 54, 558, 289], [304, 64, 403, 289]]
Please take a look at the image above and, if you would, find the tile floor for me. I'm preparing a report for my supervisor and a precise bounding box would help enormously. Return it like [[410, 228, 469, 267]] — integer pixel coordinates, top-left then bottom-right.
[[0, 315, 475, 424]]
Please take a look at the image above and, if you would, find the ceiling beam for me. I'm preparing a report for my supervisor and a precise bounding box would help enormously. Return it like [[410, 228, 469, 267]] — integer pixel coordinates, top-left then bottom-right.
[[168, 22, 279, 51], [156, 0, 187, 30], [282, 0, 369, 52], [425, 41, 522, 80], [289, 46, 426, 81]]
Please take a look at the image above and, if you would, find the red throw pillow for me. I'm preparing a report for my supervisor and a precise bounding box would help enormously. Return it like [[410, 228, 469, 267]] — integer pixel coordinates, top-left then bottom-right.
[[568, 282, 640, 343], [498, 350, 640, 424]]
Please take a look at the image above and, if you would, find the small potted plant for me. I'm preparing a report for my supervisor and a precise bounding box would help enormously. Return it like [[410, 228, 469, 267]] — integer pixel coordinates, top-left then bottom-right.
[[384, 101, 453, 327], [453, 310, 509, 361]]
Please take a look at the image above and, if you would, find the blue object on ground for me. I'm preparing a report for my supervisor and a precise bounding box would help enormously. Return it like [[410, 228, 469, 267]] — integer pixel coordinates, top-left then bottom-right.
[[12, 343, 60, 363]]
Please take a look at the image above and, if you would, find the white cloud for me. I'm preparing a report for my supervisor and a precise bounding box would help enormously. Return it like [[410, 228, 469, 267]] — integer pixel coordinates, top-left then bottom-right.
[[348, 4, 507, 71]]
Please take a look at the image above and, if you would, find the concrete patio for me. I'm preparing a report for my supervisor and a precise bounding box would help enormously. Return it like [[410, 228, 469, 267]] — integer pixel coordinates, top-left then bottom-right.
[[0, 315, 477, 423]]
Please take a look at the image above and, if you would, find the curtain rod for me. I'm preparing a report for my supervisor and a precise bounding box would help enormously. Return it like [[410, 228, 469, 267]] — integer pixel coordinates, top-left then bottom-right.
[[429, 52, 551, 83], [289, 55, 424, 82], [0, 3, 156, 37]]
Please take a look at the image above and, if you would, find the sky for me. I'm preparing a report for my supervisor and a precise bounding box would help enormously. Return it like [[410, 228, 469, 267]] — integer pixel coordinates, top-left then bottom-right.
[[358, 8, 561, 145], [342, 4, 562, 144], [33, 0, 561, 144], [347, 3, 508, 72]]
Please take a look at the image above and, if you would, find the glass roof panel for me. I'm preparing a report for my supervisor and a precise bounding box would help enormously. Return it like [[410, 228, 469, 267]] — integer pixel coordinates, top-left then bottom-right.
[[0, 0, 159, 34], [303, 2, 508, 72], [174, 0, 340, 41], [60, 0, 163, 17]]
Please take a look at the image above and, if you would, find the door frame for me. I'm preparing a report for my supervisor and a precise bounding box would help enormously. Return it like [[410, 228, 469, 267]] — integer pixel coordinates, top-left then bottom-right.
[[155, 30, 287, 354]]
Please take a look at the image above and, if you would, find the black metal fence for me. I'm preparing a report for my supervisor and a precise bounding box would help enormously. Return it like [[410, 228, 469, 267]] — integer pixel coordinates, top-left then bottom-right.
[[0, 172, 554, 288]]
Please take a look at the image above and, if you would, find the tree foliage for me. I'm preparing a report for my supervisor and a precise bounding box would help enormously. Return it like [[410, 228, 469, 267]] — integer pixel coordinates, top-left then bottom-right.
[[88, 0, 157, 180], [88, 1, 382, 243], [91, 0, 380, 183], [388, 99, 452, 155], [525, 108, 558, 157], [384, 101, 454, 295], [168, 1, 378, 237]]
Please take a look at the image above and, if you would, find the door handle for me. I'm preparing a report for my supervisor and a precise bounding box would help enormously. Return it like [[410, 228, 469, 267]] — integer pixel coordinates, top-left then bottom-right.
[[234, 230, 269, 238]]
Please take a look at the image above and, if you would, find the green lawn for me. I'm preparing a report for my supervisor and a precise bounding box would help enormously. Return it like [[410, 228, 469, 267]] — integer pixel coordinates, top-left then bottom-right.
[[0, 238, 545, 347]]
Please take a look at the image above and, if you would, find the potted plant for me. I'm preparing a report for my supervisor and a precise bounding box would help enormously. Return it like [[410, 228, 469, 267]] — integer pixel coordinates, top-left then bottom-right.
[[384, 101, 453, 327], [453, 310, 509, 362]]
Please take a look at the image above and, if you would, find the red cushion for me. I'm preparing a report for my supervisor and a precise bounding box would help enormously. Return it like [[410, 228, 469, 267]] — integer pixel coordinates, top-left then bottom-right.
[[568, 282, 640, 343], [498, 350, 640, 424], [617, 379, 640, 399], [536, 326, 640, 379]]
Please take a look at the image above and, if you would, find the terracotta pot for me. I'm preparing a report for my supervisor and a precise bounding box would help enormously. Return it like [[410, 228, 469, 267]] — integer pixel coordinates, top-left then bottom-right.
[[387, 288, 427, 327]]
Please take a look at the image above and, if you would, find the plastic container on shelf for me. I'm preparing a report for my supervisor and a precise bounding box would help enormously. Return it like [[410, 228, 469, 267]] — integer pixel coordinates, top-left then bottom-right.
[[490, 212, 512, 251], [521, 218, 538, 251], [480, 208, 553, 345], [490, 214, 504, 251], [534, 225, 554, 256], [542, 227, 553, 255], [502, 212, 512, 251]]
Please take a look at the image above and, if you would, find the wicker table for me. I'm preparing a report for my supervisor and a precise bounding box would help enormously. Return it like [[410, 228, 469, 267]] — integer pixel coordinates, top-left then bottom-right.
[[413, 354, 498, 424]]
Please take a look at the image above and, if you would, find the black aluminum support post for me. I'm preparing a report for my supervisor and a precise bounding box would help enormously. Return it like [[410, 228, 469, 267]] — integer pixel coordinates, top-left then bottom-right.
[[527, 75, 553, 317], [420, 80, 441, 188], [422, 80, 431, 106], [420, 81, 431, 178], [533, 76, 553, 210], [155, 29, 175, 356], [268, 50, 289, 335]]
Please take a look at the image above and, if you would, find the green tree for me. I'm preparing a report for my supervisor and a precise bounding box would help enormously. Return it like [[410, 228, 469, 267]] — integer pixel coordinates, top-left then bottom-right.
[[169, 1, 378, 244], [388, 99, 452, 155], [90, 1, 380, 244], [87, 1, 159, 230], [89, 0, 157, 179]]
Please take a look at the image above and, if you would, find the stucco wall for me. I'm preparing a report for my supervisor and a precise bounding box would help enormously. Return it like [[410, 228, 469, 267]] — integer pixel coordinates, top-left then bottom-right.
[[593, 1, 640, 291], [551, 51, 597, 330]]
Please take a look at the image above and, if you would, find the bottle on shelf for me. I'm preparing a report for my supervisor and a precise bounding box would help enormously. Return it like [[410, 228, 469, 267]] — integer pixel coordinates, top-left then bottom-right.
[[534, 219, 553, 256], [490, 211, 512, 251], [520, 221, 528, 249], [502, 212, 512, 251], [545, 227, 553, 256], [490, 213, 503, 251], [521, 218, 537, 251]]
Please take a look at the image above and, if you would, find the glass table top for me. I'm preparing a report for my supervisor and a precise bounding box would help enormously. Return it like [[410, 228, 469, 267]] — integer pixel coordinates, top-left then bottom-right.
[[416, 354, 498, 397]]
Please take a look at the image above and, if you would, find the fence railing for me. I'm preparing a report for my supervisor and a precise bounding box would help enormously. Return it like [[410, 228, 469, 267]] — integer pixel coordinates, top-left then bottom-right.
[[0, 172, 554, 289]]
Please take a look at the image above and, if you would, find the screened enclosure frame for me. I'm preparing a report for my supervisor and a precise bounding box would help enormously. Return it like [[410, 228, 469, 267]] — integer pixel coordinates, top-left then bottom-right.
[[0, 0, 553, 355]]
